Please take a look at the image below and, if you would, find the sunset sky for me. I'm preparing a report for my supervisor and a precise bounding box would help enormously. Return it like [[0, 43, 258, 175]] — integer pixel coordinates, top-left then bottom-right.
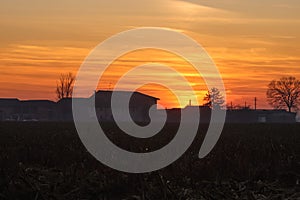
[[1, 0, 300, 108]]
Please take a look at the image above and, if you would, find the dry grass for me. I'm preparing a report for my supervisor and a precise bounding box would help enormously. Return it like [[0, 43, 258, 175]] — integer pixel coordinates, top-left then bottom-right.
[[0, 122, 299, 199]]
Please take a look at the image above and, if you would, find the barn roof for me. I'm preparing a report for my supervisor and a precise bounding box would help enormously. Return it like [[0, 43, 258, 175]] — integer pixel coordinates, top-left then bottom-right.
[[21, 100, 56, 105], [92, 90, 160, 100]]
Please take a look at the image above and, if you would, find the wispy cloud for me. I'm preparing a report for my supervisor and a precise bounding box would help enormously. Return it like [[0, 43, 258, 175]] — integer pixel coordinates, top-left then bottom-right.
[[0, 44, 90, 100], [1, 0, 300, 108], [177, 0, 300, 18]]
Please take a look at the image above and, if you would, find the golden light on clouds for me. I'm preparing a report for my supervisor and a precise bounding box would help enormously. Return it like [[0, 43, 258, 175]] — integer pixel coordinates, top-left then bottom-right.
[[98, 49, 207, 108], [0, 0, 300, 108]]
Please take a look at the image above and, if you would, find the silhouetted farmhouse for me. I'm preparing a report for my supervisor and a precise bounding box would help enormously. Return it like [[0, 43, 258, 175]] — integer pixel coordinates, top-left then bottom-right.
[[92, 90, 159, 123], [0, 92, 297, 123]]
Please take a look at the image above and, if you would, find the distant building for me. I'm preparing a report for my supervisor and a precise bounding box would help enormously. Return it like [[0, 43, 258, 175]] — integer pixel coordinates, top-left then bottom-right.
[[0, 99, 56, 121], [0, 98, 20, 121], [20, 100, 56, 121], [165, 106, 212, 123], [92, 90, 159, 123], [165, 106, 296, 124], [226, 109, 296, 123]]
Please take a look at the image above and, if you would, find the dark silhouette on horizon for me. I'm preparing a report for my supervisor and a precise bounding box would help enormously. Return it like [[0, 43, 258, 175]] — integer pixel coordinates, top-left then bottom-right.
[[0, 90, 297, 123]]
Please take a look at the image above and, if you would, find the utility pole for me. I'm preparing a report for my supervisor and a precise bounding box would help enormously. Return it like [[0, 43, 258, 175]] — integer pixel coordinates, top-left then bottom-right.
[[254, 97, 257, 110]]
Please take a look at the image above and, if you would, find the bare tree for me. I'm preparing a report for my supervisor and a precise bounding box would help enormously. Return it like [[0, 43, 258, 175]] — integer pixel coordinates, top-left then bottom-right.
[[203, 87, 225, 109], [267, 76, 300, 112], [56, 72, 75, 100]]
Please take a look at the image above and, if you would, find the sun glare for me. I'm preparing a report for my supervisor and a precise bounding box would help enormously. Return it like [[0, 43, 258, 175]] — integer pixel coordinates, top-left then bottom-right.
[[97, 49, 207, 108]]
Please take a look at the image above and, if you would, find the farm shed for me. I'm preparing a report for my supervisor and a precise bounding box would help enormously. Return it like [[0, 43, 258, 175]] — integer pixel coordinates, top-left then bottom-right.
[[91, 90, 159, 123]]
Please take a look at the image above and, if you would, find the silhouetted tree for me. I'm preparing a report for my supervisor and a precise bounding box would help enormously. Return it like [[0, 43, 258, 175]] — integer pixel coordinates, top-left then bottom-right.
[[56, 72, 75, 100], [203, 87, 225, 109], [267, 76, 300, 112]]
